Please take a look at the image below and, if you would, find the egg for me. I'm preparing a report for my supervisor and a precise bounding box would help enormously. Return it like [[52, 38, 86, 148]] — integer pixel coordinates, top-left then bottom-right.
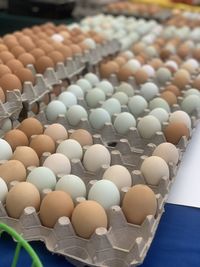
[[164, 122, 190, 145], [56, 139, 83, 160], [112, 91, 128, 105], [117, 82, 134, 97], [141, 156, 169, 185], [184, 89, 200, 98], [12, 146, 39, 168], [103, 165, 132, 190], [172, 69, 190, 90], [149, 108, 169, 123], [44, 123, 68, 142], [128, 95, 148, 117], [84, 73, 99, 86], [156, 67, 172, 85], [86, 88, 105, 108], [0, 139, 12, 160], [43, 153, 71, 175], [76, 78, 92, 94], [134, 69, 148, 85], [4, 129, 29, 151], [18, 53, 36, 66], [40, 44, 54, 54], [45, 100, 67, 122], [114, 112, 136, 134], [0, 51, 14, 63], [35, 56, 54, 73], [67, 105, 88, 126], [0, 87, 5, 103], [164, 84, 181, 97], [70, 129, 93, 146], [11, 46, 26, 57], [160, 91, 177, 106], [57, 91, 77, 109], [181, 95, 200, 115], [141, 64, 155, 77], [97, 80, 114, 95], [153, 142, 179, 165], [149, 97, 170, 112], [30, 48, 45, 59], [48, 51, 64, 64], [0, 73, 22, 93], [124, 59, 141, 73], [6, 59, 24, 73], [0, 65, 12, 78], [1, 118, 12, 132], [39, 191, 74, 228], [169, 110, 191, 130], [15, 68, 35, 84], [30, 134, 55, 158], [0, 159, 26, 184], [18, 118, 43, 139], [6, 182, 40, 219], [137, 115, 161, 139], [117, 66, 133, 82], [100, 62, 119, 79], [71, 200, 108, 239], [122, 184, 157, 225], [89, 108, 111, 130], [101, 98, 121, 117], [56, 174, 86, 201], [83, 144, 111, 172], [140, 82, 159, 101], [0, 177, 8, 203]]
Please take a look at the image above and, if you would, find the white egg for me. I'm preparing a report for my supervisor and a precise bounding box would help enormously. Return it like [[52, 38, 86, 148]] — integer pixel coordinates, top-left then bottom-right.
[[184, 88, 200, 98], [56, 174, 86, 201], [117, 82, 134, 97], [86, 88, 106, 108], [83, 144, 111, 172], [58, 91, 77, 108], [84, 73, 100, 86], [124, 59, 141, 73], [67, 84, 84, 98], [141, 64, 155, 77], [89, 108, 111, 129], [51, 33, 64, 42], [88, 180, 120, 210], [76, 78, 92, 93], [156, 67, 172, 85], [165, 60, 178, 71], [149, 108, 169, 123], [97, 80, 114, 94], [82, 38, 96, 49], [112, 91, 128, 105], [153, 142, 179, 165], [140, 82, 159, 101], [1, 118, 12, 132], [137, 115, 161, 139], [114, 112, 136, 134], [181, 95, 200, 115], [46, 100, 66, 122], [0, 139, 13, 160], [27, 167, 56, 192], [128, 95, 148, 117], [101, 98, 121, 117], [0, 177, 8, 203], [169, 110, 191, 129], [56, 139, 83, 160], [67, 105, 88, 126], [43, 153, 71, 175], [149, 97, 170, 112]]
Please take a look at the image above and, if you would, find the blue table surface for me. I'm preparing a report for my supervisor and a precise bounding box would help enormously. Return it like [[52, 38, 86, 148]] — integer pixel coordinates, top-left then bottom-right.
[[0, 203, 200, 267]]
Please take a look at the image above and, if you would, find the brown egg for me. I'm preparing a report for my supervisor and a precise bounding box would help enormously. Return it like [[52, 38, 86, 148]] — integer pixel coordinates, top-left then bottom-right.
[[0, 64, 12, 78], [169, 55, 182, 65], [20, 40, 36, 52], [160, 49, 171, 61], [29, 134, 55, 158], [6, 59, 24, 73], [47, 51, 64, 65], [177, 44, 190, 59], [181, 62, 195, 74], [117, 66, 133, 81], [70, 129, 93, 146], [32, 25, 41, 33], [164, 84, 181, 96], [193, 48, 200, 61], [10, 46, 26, 58], [0, 44, 8, 52], [114, 56, 127, 67], [134, 69, 148, 85], [3, 34, 17, 43], [4, 129, 29, 151], [12, 146, 39, 167], [40, 44, 54, 54], [0, 160, 26, 184], [192, 77, 200, 90], [63, 39, 72, 46], [15, 68, 35, 84], [13, 31, 24, 39], [0, 73, 22, 93], [172, 69, 190, 90], [6, 182, 40, 219], [35, 56, 54, 73], [22, 28, 33, 36], [18, 53, 36, 67], [0, 87, 5, 102], [56, 45, 72, 58], [4, 39, 19, 50], [35, 40, 48, 47], [70, 44, 82, 55], [30, 48, 45, 59], [100, 61, 119, 79], [0, 51, 15, 63], [39, 191, 74, 228], [18, 118, 43, 139], [71, 200, 108, 239], [149, 58, 163, 70], [122, 184, 157, 225], [160, 91, 177, 106], [164, 122, 190, 145]]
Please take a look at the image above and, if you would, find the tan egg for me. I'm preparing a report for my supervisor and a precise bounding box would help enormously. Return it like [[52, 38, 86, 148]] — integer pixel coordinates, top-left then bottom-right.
[[149, 58, 163, 70], [22, 28, 33, 36], [39, 191, 74, 228], [132, 43, 145, 54], [172, 69, 190, 90], [3, 34, 17, 43], [0, 73, 22, 93], [117, 66, 133, 81], [70, 129, 93, 146], [30, 48, 45, 59], [4, 39, 19, 50], [193, 48, 200, 61], [71, 200, 108, 239], [114, 56, 127, 67], [13, 31, 24, 39], [32, 25, 41, 33], [70, 44, 82, 55], [0, 159, 26, 184], [0, 65, 12, 78], [44, 123, 68, 142], [48, 51, 64, 65], [4, 129, 29, 151], [160, 91, 177, 106], [181, 62, 195, 74], [79, 42, 89, 52], [164, 122, 190, 145], [18, 118, 43, 139], [169, 55, 182, 65], [29, 134, 55, 158], [177, 44, 190, 59], [15, 68, 35, 84], [20, 40, 36, 52], [164, 84, 181, 97], [192, 77, 200, 90], [12, 146, 39, 167], [6, 59, 24, 74], [100, 61, 119, 79], [63, 39, 72, 46], [56, 45, 72, 58], [6, 182, 40, 219], [122, 184, 157, 225], [134, 69, 148, 85], [0, 87, 5, 103], [37, 32, 48, 39], [0, 44, 8, 52], [10, 46, 26, 57], [0, 51, 15, 63], [40, 44, 54, 54], [18, 53, 36, 67], [45, 28, 55, 36], [35, 40, 48, 47], [35, 56, 54, 74]]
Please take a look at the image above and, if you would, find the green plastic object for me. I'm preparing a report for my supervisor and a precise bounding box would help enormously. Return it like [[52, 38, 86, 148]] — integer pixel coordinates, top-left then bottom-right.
[[0, 222, 43, 267]]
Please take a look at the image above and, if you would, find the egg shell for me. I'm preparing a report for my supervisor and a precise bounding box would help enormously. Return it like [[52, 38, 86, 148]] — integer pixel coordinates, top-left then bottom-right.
[[58, 91, 77, 109], [101, 98, 121, 117], [137, 115, 161, 139], [149, 108, 169, 124], [15, 68, 35, 84], [18, 118, 43, 139], [46, 100, 67, 122], [164, 122, 190, 145], [0, 159, 26, 184], [97, 80, 114, 95], [153, 142, 179, 165], [67, 105, 88, 126], [0, 87, 5, 103], [76, 78, 92, 94], [149, 97, 170, 112], [89, 108, 111, 130], [164, 85, 181, 97], [122, 184, 157, 225], [44, 123, 68, 142], [114, 112, 136, 134], [117, 82, 134, 97], [71, 200, 107, 239], [128, 95, 148, 117], [6, 59, 24, 73], [30, 48, 45, 59], [181, 95, 200, 115], [0, 65, 12, 78], [29, 134, 55, 158], [84, 73, 99, 86], [43, 153, 71, 175], [35, 56, 54, 73], [140, 82, 159, 101], [4, 129, 29, 151], [0, 73, 22, 93], [67, 84, 84, 98], [18, 53, 36, 66], [6, 182, 40, 219], [56, 139, 83, 160], [69, 129, 93, 146], [0, 51, 14, 63], [12, 146, 39, 168], [169, 110, 191, 130], [160, 91, 177, 106], [86, 88, 106, 108]]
